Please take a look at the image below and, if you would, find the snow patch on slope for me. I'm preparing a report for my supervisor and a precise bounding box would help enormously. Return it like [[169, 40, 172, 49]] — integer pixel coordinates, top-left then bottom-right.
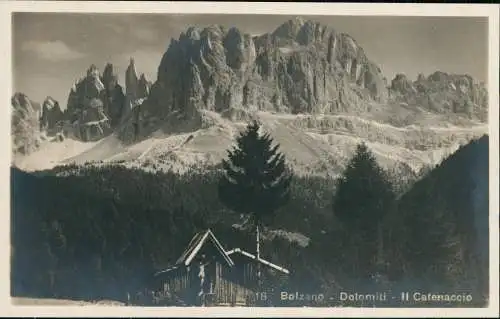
[[12, 110, 487, 176], [13, 138, 100, 172]]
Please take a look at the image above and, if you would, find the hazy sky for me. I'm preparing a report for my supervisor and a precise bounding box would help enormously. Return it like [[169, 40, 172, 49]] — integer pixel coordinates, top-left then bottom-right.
[[12, 13, 488, 107]]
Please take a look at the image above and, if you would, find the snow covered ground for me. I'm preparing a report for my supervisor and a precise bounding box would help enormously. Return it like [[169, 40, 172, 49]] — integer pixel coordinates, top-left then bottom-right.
[[13, 110, 487, 176], [13, 138, 100, 171]]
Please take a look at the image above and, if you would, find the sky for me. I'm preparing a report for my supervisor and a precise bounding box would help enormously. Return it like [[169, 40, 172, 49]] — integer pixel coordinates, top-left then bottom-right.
[[12, 13, 488, 107]]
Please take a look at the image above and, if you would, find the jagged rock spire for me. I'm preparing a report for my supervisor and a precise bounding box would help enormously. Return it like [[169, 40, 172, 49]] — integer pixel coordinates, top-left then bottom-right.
[[103, 63, 118, 91], [64, 62, 127, 141], [126, 57, 139, 99], [87, 64, 100, 78]]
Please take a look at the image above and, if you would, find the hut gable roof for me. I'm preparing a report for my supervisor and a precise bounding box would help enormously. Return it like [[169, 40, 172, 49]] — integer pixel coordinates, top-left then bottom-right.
[[175, 229, 234, 267], [154, 230, 292, 277], [226, 248, 290, 275]]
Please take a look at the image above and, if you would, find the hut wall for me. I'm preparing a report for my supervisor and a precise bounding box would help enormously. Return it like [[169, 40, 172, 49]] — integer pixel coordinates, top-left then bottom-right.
[[215, 262, 256, 305], [162, 267, 190, 293], [158, 259, 287, 306]]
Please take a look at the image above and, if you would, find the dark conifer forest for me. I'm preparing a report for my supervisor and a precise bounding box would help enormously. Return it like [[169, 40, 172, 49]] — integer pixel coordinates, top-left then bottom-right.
[[10, 134, 489, 307]]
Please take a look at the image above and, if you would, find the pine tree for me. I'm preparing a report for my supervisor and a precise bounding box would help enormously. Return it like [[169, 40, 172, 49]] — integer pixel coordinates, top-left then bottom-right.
[[332, 143, 395, 278], [218, 120, 292, 260]]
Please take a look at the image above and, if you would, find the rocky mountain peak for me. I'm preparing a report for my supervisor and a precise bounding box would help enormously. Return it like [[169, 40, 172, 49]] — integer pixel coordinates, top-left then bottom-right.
[[126, 58, 139, 99], [11, 17, 489, 178], [185, 26, 201, 41], [103, 63, 114, 75], [125, 58, 149, 113], [117, 17, 488, 146], [127, 58, 136, 74], [64, 63, 129, 141], [137, 73, 151, 100], [291, 16, 306, 26], [42, 96, 58, 109], [272, 17, 307, 40], [103, 63, 118, 91], [128, 17, 391, 142], [417, 73, 426, 83], [40, 96, 64, 134], [200, 24, 227, 38], [11, 92, 42, 156], [391, 73, 414, 92], [86, 64, 100, 79], [389, 71, 487, 121], [82, 64, 105, 93], [12, 92, 37, 113]]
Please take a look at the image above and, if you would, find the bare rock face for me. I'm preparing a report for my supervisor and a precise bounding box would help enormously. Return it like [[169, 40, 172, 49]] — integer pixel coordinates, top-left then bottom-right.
[[52, 17, 486, 148], [391, 74, 415, 94], [11, 92, 42, 156], [130, 17, 490, 142], [66, 64, 126, 141], [129, 18, 390, 141], [102, 63, 126, 127], [125, 58, 139, 109], [137, 74, 151, 99], [125, 59, 150, 110], [40, 96, 64, 135], [390, 71, 488, 121]]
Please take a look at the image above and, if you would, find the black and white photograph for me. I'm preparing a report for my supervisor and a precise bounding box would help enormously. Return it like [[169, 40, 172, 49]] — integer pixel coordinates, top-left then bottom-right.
[[3, 1, 499, 317]]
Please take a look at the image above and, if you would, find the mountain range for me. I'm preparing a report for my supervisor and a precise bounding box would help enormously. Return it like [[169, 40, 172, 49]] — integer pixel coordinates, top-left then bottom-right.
[[10, 16, 491, 306], [11, 17, 488, 176]]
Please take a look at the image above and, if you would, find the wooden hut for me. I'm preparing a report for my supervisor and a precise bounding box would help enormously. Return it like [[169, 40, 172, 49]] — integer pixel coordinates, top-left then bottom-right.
[[153, 229, 290, 306]]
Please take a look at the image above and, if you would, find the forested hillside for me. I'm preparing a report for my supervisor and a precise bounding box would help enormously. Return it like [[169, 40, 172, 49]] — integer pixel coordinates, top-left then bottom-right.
[[390, 134, 489, 301], [10, 135, 489, 307], [11, 163, 339, 304]]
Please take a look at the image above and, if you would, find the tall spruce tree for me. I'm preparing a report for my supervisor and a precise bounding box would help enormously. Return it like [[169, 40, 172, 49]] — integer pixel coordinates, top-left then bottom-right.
[[218, 120, 292, 261], [332, 143, 395, 278]]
